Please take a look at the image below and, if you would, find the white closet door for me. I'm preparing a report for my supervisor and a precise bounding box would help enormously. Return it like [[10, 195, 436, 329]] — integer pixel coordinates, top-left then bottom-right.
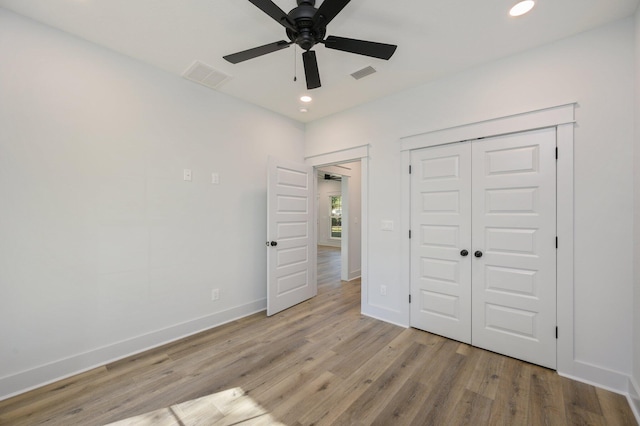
[[471, 128, 557, 369], [410, 142, 472, 344]]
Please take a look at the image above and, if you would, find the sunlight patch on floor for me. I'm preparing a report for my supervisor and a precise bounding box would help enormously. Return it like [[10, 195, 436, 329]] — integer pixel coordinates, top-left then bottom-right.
[[105, 387, 285, 426]]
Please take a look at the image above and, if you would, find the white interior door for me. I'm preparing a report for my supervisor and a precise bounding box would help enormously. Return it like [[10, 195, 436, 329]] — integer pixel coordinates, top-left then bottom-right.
[[267, 157, 317, 316], [471, 128, 557, 369], [410, 142, 472, 344]]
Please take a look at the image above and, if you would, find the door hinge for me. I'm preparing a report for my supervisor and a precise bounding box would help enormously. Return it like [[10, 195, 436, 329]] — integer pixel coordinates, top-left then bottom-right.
[[409, 165, 412, 174], [555, 147, 558, 159], [409, 230, 412, 239], [556, 326, 558, 339], [556, 237, 558, 249], [409, 294, 412, 303]]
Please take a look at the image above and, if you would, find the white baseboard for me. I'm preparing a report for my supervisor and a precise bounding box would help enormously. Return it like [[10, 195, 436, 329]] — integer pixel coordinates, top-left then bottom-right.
[[346, 269, 361, 281], [361, 300, 409, 328], [558, 360, 640, 424], [317, 242, 340, 248], [362, 312, 409, 328], [629, 376, 640, 423], [0, 299, 266, 401], [558, 360, 631, 394]]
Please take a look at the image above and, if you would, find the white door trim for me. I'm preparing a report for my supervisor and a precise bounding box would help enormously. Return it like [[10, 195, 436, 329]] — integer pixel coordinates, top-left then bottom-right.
[[305, 145, 369, 316], [400, 103, 575, 375], [400, 103, 575, 151], [306, 145, 369, 165]]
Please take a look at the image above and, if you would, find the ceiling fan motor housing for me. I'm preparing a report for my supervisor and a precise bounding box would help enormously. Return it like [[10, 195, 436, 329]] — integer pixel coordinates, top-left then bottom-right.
[[286, 0, 326, 51]]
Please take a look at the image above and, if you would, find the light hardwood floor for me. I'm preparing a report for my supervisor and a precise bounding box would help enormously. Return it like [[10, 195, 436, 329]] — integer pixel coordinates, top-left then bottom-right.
[[1, 246, 637, 425]]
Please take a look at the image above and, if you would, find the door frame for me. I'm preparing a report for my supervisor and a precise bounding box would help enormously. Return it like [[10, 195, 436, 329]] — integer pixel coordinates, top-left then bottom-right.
[[305, 145, 369, 313], [400, 103, 575, 374]]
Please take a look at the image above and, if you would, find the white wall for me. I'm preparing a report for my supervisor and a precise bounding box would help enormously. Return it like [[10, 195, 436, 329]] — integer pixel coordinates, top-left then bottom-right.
[[306, 18, 635, 391], [316, 178, 341, 247], [0, 9, 305, 399], [632, 4, 640, 416]]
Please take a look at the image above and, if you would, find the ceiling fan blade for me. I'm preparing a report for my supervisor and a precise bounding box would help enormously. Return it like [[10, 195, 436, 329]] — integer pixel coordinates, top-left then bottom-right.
[[323, 36, 397, 60], [302, 50, 321, 90], [248, 0, 297, 32], [223, 40, 292, 64], [314, 0, 351, 27]]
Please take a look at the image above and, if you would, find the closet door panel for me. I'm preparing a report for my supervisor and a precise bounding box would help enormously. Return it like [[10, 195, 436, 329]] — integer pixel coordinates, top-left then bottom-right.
[[410, 142, 472, 343], [471, 128, 557, 369]]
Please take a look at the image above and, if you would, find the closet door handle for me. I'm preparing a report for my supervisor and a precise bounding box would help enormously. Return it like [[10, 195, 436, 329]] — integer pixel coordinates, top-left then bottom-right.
[[474, 250, 483, 258], [460, 249, 469, 257]]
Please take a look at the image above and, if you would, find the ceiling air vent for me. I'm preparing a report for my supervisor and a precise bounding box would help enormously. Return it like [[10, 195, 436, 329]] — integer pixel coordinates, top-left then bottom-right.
[[182, 61, 231, 89], [350, 65, 376, 80]]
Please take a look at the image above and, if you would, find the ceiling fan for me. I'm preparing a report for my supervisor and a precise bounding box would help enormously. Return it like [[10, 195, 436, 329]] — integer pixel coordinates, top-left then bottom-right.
[[223, 0, 398, 90]]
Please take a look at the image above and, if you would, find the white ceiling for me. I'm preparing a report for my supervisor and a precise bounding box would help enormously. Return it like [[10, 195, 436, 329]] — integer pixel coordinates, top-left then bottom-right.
[[1, 0, 637, 123]]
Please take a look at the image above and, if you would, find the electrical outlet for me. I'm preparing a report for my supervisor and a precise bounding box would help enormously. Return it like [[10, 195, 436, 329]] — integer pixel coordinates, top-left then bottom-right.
[[211, 288, 220, 301], [211, 173, 220, 185], [380, 285, 387, 296]]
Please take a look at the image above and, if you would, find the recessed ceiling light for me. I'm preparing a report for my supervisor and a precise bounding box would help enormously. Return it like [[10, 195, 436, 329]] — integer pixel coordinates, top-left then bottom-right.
[[300, 95, 312, 103], [509, 0, 535, 17], [299, 107, 309, 113]]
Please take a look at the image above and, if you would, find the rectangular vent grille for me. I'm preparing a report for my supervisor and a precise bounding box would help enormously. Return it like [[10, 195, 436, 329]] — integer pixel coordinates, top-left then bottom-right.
[[350, 66, 376, 80], [183, 61, 231, 89]]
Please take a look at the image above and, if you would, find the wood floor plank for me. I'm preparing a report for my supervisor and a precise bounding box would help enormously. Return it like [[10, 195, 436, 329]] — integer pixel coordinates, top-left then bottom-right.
[[164, 314, 265, 361], [370, 379, 428, 426], [296, 331, 421, 425], [562, 377, 604, 417], [464, 349, 505, 400], [412, 337, 461, 386], [266, 371, 341, 424], [1, 246, 636, 426], [486, 355, 532, 425], [332, 342, 430, 425], [247, 348, 338, 403], [445, 389, 494, 425], [0, 366, 109, 421], [407, 337, 498, 425], [527, 367, 568, 425], [408, 351, 468, 425], [105, 407, 188, 426], [327, 321, 405, 379], [241, 341, 338, 396], [595, 387, 639, 426]]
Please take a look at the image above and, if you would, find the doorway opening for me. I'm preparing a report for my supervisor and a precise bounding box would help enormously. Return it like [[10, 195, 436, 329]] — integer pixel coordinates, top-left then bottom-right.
[[305, 144, 369, 315], [315, 161, 362, 284]]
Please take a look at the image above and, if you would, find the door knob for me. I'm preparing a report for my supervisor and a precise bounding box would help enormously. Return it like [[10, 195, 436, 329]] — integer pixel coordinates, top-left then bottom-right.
[[460, 249, 469, 257], [474, 250, 483, 258], [270, 241, 278, 247]]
